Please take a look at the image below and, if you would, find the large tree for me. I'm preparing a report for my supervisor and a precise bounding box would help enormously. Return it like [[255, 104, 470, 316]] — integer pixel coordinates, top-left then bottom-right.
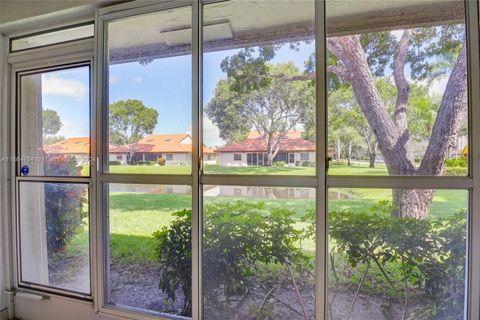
[[109, 99, 159, 164], [206, 62, 314, 166], [42, 108, 62, 143], [327, 26, 467, 218]]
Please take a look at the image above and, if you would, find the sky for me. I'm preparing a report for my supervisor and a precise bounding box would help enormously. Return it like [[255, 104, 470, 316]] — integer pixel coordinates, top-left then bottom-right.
[[40, 42, 315, 146], [40, 39, 448, 147]]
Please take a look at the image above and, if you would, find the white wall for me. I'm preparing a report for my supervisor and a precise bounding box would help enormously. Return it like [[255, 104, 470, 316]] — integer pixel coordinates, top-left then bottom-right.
[[219, 152, 247, 167], [293, 151, 316, 165], [109, 153, 127, 165]]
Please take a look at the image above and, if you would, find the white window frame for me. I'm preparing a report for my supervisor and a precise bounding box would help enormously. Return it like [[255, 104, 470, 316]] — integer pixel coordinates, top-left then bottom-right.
[[0, 1, 478, 320]]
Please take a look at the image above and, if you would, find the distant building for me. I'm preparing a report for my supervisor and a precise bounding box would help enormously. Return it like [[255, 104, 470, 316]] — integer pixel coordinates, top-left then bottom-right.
[[44, 134, 217, 166], [215, 131, 315, 167], [43, 137, 91, 165]]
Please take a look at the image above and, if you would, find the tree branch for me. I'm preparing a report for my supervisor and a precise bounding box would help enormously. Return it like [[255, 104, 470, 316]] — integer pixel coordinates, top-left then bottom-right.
[[419, 39, 468, 175], [393, 30, 412, 135]]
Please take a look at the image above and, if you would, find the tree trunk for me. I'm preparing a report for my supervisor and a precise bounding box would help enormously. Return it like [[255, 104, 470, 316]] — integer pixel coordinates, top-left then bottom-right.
[[392, 189, 434, 219], [347, 140, 352, 166], [336, 138, 342, 161], [369, 151, 375, 168]]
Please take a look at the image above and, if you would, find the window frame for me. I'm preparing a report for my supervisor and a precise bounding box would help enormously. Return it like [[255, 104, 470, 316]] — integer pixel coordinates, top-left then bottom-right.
[[9, 41, 95, 301], [1, 0, 479, 320]]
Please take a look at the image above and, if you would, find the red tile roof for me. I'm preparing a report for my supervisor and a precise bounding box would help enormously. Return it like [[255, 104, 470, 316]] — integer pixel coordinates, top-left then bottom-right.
[[44, 134, 215, 155], [216, 135, 315, 153], [44, 137, 90, 154]]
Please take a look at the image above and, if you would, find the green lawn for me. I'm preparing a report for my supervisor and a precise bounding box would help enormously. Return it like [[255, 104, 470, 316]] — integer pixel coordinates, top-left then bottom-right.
[[107, 163, 392, 175], [68, 163, 467, 266]]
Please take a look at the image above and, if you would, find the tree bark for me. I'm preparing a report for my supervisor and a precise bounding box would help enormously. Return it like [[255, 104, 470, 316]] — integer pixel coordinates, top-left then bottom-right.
[[392, 189, 434, 219]]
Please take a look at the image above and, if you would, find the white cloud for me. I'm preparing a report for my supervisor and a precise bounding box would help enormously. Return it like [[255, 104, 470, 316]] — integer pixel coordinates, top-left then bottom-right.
[[109, 74, 120, 85], [42, 74, 88, 99], [132, 76, 143, 83], [203, 117, 225, 147]]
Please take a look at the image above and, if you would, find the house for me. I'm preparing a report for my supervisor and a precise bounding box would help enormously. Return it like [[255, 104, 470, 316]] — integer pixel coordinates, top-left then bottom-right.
[[44, 134, 218, 166], [109, 133, 217, 165], [43, 137, 91, 165], [216, 131, 315, 167]]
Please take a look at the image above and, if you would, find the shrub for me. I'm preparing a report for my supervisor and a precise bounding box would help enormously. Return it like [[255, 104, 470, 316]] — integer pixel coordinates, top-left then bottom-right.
[[301, 161, 315, 167], [109, 160, 121, 165], [330, 160, 348, 166], [153, 209, 192, 316], [327, 203, 466, 319], [133, 160, 155, 165], [272, 161, 286, 167], [445, 166, 468, 176], [157, 157, 166, 166], [43, 156, 86, 256], [445, 158, 467, 167], [153, 201, 309, 317]]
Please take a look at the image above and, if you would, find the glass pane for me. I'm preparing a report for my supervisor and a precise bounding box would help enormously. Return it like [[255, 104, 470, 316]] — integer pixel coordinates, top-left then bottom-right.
[[107, 6, 192, 175], [11, 24, 94, 52], [106, 184, 192, 317], [19, 182, 90, 294], [203, 0, 316, 175], [326, 0, 468, 176], [203, 185, 316, 319], [19, 66, 91, 177], [328, 188, 467, 319]]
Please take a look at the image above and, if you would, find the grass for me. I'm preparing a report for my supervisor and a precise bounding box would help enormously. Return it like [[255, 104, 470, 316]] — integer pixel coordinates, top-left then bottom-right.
[[107, 163, 389, 175], [65, 164, 468, 267]]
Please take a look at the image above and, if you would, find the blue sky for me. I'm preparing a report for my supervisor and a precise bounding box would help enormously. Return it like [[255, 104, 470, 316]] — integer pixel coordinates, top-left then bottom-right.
[[41, 42, 315, 146]]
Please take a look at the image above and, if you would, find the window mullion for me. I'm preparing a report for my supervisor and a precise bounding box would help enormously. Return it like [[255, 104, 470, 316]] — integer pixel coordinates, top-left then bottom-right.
[[192, 1, 202, 320], [315, 0, 327, 319]]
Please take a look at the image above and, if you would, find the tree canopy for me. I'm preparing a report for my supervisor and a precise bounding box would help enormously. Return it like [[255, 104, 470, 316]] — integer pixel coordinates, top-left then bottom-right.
[[109, 99, 158, 163]]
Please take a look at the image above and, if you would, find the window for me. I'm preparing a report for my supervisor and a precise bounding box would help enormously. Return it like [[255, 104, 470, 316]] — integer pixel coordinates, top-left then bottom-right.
[[326, 1, 468, 177], [10, 23, 94, 52], [15, 63, 92, 298], [203, 185, 315, 319], [202, 0, 316, 175], [18, 182, 90, 294], [289, 153, 295, 163], [8, 1, 480, 320], [106, 6, 192, 174], [328, 188, 468, 318], [105, 184, 191, 315], [19, 66, 91, 177]]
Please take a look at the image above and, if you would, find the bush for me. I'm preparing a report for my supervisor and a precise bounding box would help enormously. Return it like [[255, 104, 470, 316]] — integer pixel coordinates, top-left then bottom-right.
[[153, 209, 192, 316], [445, 158, 467, 167], [134, 160, 156, 165], [330, 159, 348, 166], [153, 201, 310, 317], [157, 157, 166, 166], [327, 204, 466, 319], [43, 156, 86, 256], [272, 161, 286, 167], [445, 166, 468, 176], [109, 160, 121, 165], [301, 161, 315, 167]]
